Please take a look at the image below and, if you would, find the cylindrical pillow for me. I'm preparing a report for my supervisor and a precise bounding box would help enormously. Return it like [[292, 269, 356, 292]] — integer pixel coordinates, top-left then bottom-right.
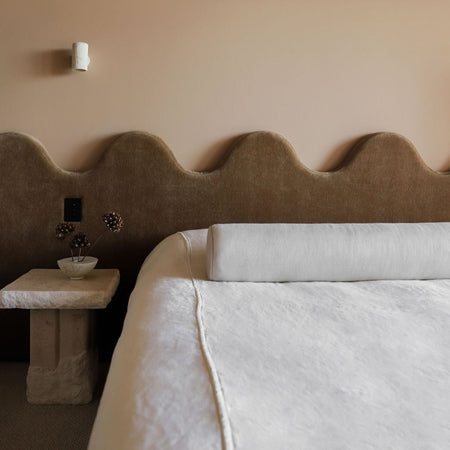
[[206, 223, 450, 282]]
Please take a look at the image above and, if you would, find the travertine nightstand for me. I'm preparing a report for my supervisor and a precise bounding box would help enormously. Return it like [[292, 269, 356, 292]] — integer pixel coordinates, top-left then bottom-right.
[[0, 269, 119, 404]]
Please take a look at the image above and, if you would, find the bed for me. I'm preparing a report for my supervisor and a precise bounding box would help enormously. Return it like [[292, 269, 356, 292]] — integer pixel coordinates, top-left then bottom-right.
[[89, 224, 450, 449], [1, 130, 450, 448], [1, 130, 450, 361]]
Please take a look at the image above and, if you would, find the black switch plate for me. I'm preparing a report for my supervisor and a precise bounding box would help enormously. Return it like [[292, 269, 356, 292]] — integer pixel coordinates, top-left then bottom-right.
[[64, 198, 82, 222]]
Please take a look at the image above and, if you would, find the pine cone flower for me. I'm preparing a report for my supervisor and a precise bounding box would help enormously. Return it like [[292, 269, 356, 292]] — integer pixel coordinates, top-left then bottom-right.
[[55, 223, 75, 240], [103, 212, 124, 233], [70, 232, 91, 249]]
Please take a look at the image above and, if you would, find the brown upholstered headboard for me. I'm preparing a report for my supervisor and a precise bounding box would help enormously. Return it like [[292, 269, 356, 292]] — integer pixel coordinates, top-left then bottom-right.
[[1, 130, 449, 360]]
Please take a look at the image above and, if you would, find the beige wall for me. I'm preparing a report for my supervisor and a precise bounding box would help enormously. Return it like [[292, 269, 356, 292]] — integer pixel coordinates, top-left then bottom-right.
[[1, 0, 450, 172]]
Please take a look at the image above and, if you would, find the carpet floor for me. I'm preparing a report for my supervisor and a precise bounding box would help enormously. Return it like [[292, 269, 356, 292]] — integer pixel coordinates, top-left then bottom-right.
[[0, 362, 107, 450]]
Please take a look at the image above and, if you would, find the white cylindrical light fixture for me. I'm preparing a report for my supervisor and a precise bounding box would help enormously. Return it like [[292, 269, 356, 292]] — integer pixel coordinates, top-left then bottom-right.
[[72, 42, 90, 71]]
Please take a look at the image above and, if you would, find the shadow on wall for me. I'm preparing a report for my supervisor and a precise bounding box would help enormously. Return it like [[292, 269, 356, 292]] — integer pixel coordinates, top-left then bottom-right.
[[28, 49, 72, 77], [317, 137, 362, 172], [439, 154, 450, 173], [71, 134, 122, 171], [17, 126, 445, 175], [196, 134, 365, 174], [70, 133, 244, 174], [194, 135, 242, 173], [57, 133, 385, 174], [322, 137, 450, 174]]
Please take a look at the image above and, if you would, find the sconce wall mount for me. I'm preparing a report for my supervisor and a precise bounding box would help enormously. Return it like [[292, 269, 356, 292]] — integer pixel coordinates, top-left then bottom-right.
[[72, 42, 90, 71]]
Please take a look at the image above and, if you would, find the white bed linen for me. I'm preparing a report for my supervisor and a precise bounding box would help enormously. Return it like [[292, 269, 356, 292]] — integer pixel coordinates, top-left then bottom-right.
[[206, 222, 450, 281], [89, 229, 450, 450]]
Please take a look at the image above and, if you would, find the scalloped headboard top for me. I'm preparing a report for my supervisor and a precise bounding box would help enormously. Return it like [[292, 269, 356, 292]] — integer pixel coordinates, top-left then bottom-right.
[[1, 130, 449, 359]]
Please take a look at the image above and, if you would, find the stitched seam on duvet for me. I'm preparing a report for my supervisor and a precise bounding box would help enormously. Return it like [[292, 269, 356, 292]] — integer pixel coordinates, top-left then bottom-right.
[[210, 227, 215, 280], [179, 232, 234, 450]]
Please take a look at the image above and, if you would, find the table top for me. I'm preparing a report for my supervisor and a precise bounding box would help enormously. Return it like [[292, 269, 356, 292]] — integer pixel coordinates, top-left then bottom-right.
[[0, 269, 120, 309]]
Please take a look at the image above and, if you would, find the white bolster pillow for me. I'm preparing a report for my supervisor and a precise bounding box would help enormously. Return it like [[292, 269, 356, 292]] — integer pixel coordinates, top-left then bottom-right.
[[206, 223, 450, 282]]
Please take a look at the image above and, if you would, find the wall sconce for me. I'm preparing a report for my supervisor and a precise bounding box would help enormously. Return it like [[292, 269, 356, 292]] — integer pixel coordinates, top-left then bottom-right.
[[72, 42, 90, 71]]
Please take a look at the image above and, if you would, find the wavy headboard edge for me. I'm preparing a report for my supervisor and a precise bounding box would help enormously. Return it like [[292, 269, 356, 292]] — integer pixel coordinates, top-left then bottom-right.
[[1, 130, 449, 360]]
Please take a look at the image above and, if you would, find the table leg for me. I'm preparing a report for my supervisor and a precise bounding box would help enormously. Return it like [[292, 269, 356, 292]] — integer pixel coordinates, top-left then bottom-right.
[[26, 309, 98, 404]]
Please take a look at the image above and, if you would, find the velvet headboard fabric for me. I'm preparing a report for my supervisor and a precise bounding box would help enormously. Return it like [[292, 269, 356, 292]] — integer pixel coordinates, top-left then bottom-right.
[[1, 130, 449, 360]]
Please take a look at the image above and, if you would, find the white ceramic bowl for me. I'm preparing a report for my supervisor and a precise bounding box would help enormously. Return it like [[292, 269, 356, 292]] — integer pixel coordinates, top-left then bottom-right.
[[57, 256, 98, 280]]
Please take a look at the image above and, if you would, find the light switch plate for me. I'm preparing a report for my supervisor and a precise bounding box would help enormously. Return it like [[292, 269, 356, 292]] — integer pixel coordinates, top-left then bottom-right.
[[64, 198, 82, 222]]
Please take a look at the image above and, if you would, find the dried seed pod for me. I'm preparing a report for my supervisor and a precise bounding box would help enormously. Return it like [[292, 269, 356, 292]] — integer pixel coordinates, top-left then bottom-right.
[[103, 212, 124, 233], [70, 232, 91, 249], [55, 223, 75, 240]]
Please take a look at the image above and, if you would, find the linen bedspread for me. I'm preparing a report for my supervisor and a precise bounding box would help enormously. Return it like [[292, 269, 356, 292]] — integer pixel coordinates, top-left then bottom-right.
[[89, 229, 450, 450]]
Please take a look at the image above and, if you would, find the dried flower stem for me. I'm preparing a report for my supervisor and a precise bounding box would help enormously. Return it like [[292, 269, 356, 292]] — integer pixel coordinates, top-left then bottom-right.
[[56, 212, 123, 262], [80, 231, 106, 262]]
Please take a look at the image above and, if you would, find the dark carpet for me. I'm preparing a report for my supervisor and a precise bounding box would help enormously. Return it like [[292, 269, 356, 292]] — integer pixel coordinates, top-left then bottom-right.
[[0, 362, 108, 450]]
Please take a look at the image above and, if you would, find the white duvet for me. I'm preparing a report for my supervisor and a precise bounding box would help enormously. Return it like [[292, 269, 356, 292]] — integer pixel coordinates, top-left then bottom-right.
[[89, 229, 450, 450]]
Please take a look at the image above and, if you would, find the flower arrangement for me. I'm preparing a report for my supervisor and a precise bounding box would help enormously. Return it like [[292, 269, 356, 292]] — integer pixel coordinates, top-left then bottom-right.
[[56, 212, 123, 262]]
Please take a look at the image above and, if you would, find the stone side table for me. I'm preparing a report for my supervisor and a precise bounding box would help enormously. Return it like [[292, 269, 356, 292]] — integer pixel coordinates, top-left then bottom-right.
[[0, 269, 119, 404]]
